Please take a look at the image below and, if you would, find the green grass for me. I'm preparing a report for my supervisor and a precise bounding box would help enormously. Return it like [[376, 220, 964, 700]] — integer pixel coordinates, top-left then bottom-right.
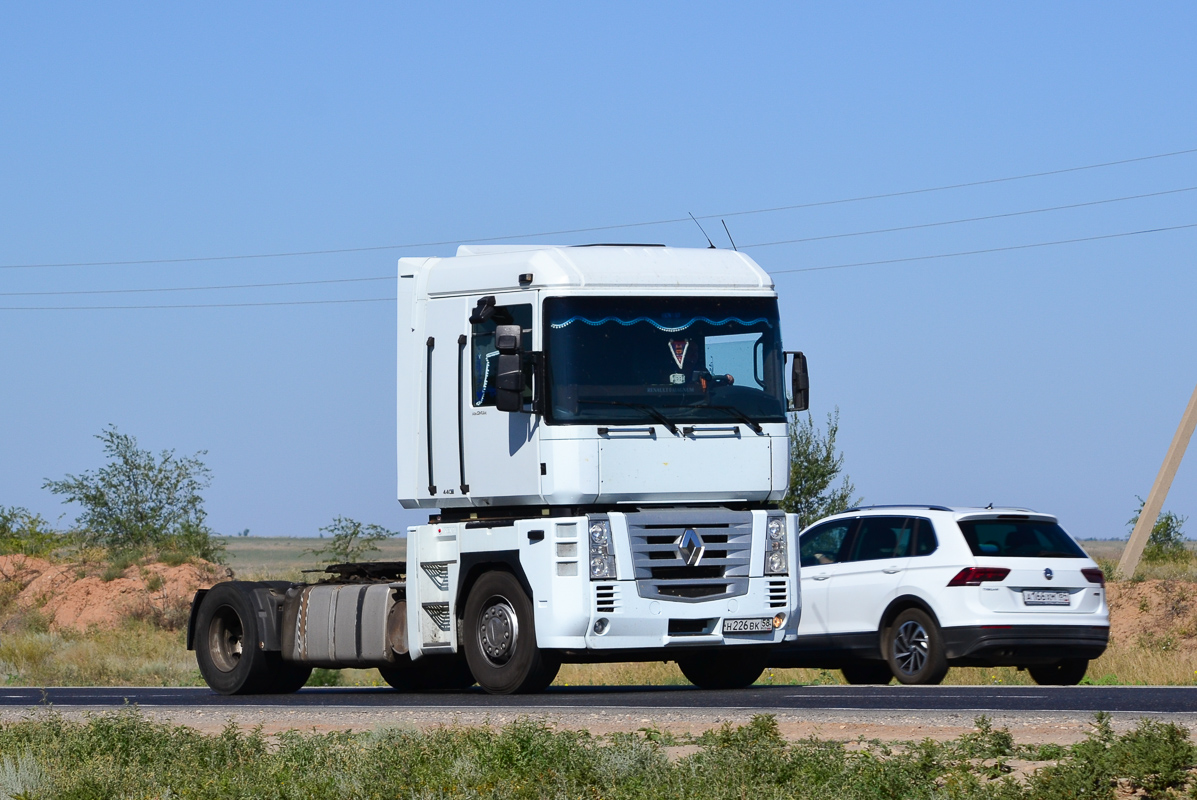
[[0, 710, 1192, 799]]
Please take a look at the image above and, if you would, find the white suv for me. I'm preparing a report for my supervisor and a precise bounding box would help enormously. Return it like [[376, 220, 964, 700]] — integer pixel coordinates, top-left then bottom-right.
[[771, 505, 1109, 685]]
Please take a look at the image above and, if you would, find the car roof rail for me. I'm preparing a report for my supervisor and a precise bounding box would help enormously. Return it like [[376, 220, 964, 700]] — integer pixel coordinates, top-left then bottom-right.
[[842, 504, 954, 513]]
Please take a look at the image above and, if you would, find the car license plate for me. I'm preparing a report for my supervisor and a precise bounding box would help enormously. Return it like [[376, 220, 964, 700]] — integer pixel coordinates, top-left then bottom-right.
[[722, 617, 772, 634], [1023, 590, 1070, 606]]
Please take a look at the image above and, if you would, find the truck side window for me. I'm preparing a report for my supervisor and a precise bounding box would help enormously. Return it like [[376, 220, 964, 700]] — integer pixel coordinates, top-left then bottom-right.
[[912, 518, 938, 556], [799, 520, 856, 568], [472, 303, 533, 407]]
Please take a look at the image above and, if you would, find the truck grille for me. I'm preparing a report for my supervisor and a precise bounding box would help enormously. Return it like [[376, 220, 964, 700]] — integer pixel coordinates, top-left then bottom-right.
[[626, 509, 752, 602]]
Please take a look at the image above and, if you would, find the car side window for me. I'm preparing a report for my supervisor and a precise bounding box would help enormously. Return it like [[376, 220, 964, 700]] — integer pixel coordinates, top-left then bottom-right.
[[846, 517, 911, 562], [799, 520, 856, 568], [912, 518, 938, 556], [472, 303, 533, 407]]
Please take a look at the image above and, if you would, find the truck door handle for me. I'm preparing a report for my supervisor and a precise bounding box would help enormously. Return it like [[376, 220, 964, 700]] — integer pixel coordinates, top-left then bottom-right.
[[882, 566, 901, 574]]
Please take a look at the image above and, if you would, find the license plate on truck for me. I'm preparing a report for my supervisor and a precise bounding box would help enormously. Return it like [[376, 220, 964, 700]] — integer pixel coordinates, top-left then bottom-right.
[[1023, 590, 1070, 606], [722, 617, 772, 634]]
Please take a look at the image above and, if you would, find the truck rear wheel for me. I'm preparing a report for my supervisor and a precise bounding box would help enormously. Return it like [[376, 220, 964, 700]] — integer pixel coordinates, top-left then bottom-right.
[[194, 582, 274, 695], [462, 571, 559, 694], [378, 654, 476, 692], [677, 649, 768, 689]]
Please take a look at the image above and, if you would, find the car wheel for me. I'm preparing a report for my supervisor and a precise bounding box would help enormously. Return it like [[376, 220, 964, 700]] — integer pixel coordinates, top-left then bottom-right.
[[676, 649, 769, 689], [194, 582, 273, 695], [884, 608, 949, 685], [378, 654, 476, 692], [841, 663, 894, 685], [1028, 659, 1089, 686], [462, 571, 559, 694]]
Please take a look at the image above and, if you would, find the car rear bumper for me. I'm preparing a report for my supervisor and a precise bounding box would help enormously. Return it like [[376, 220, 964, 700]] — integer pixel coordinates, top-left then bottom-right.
[[943, 624, 1109, 665]]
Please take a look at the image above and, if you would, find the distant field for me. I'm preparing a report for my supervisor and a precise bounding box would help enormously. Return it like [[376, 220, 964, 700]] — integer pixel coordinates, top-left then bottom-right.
[[223, 535, 407, 580]]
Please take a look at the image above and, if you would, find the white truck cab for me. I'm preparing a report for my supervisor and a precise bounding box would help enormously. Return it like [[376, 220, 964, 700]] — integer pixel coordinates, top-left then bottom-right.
[[189, 245, 806, 695]]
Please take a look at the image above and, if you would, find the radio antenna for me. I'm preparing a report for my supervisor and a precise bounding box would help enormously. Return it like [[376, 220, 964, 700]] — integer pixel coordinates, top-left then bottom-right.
[[721, 219, 738, 251], [688, 212, 717, 248]]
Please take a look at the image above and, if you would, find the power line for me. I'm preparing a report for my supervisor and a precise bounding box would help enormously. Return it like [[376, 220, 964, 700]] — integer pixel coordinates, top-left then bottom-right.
[[770, 221, 1197, 275], [0, 296, 396, 311], [742, 186, 1197, 249], [0, 275, 392, 298], [3, 145, 1194, 270], [3, 185, 1188, 299], [5, 221, 1193, 309]]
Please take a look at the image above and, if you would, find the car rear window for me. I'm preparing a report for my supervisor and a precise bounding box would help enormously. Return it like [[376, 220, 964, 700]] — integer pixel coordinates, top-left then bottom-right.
[[957, 519, 1086, 558]]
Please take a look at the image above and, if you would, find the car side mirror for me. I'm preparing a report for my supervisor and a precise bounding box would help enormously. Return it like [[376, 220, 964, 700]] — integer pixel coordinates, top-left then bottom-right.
[[786, 351, 809, 412], [495, 323, 524, 412]]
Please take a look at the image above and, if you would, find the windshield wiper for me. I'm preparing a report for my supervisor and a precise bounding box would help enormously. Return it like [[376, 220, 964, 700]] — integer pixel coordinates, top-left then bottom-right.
[[577, 400, 680, 436], [658, 402, 764, 435], [703, 405, 764, 434]]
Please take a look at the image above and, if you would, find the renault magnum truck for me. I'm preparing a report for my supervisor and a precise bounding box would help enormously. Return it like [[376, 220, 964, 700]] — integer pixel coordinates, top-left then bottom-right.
[[188, 244, 808, 694]]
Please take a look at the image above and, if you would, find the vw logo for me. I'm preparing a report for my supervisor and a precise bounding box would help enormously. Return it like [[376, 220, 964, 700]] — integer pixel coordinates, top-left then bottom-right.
[[678, 528, 705, 567], [1044, 567, 1053, 580]]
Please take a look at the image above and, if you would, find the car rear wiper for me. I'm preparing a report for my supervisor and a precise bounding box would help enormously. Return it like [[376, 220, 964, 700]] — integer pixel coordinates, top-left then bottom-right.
[[577, 400, 680, 436]]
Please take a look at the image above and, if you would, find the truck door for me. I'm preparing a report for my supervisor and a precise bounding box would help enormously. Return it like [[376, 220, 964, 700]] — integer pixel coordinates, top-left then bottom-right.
[[460, 294, 543, 505]]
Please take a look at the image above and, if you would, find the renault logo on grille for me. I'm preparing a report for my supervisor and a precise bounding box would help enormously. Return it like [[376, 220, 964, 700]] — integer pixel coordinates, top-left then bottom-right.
[[678, 528, 705, 566]]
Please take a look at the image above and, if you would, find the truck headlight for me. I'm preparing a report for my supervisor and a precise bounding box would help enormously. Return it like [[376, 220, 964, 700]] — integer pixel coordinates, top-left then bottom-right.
[[588, 518, 616, 580], [765, 516, 788, 576]]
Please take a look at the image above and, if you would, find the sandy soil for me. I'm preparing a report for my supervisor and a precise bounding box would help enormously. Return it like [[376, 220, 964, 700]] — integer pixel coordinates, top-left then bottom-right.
[[0, 554, 222, 632]]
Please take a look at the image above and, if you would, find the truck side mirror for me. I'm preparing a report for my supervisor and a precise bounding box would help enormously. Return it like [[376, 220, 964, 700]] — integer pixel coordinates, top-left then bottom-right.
[[787, 351, 809, 412], [495, 323, 524, 412], [469, 296, 496, 325]]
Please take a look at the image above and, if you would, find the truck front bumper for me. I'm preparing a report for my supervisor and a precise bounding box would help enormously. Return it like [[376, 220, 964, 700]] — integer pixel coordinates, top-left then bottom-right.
[[575, 577, 795, 650]]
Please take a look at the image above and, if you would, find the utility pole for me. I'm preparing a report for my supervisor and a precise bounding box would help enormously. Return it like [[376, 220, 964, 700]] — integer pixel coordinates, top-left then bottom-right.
[[1118, 382, 1197, 579]]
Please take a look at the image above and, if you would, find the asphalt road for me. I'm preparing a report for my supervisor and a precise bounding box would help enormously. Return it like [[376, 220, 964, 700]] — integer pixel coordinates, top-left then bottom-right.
[[3, 685, 1194, 714]]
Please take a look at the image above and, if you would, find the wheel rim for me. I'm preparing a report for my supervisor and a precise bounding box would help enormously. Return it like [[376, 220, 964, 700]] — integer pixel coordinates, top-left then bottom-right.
[[208, 605, 245, 673], [477, 595, 519, 666], [892, 620, 929, 675]]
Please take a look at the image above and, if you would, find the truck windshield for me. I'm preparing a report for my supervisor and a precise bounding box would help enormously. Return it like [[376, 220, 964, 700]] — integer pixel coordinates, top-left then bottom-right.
[[544, 296, 787, 426]]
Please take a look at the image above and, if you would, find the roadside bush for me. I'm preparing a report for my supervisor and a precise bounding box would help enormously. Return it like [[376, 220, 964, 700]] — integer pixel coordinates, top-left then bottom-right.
[[1, 710, 1193, 800], [1128, 498, 1191, 564], [0, 505, 62, 558], [780, 409, 861, 528], [304, 516, 397, 565], [43, 425, 225, 564]]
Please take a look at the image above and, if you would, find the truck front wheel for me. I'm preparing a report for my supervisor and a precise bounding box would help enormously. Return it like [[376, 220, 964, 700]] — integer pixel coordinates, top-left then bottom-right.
[[462, 571, 559, 694], [677, 649, 768, 689]]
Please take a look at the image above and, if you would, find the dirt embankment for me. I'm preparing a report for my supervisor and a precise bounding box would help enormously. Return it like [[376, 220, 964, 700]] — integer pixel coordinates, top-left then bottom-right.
[[0, 554, 224, 632], [2, 555, 1194, 648], [1105, 578, 1197, 653]]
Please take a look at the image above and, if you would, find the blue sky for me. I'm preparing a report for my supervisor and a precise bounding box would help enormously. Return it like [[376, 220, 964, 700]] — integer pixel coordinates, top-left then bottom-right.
[[1, 4, 1194, 540]]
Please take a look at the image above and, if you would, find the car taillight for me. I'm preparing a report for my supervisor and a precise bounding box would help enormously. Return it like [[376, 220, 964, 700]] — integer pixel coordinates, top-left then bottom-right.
[[947, 567, 1011, 586], [1081, 568, 1105, 587]]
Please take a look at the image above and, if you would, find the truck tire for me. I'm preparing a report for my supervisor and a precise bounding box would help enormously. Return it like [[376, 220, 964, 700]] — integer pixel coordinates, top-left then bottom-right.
[[262, 655, 312, 693], [884, 608, 949, 685], [194, 582, 274, 695], [676, 649, 768, 690], [1028, 659, 1089, 686], [462, 571, 560, 694], [378, 654, 476, 692], [841, 663, 894, 685]]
